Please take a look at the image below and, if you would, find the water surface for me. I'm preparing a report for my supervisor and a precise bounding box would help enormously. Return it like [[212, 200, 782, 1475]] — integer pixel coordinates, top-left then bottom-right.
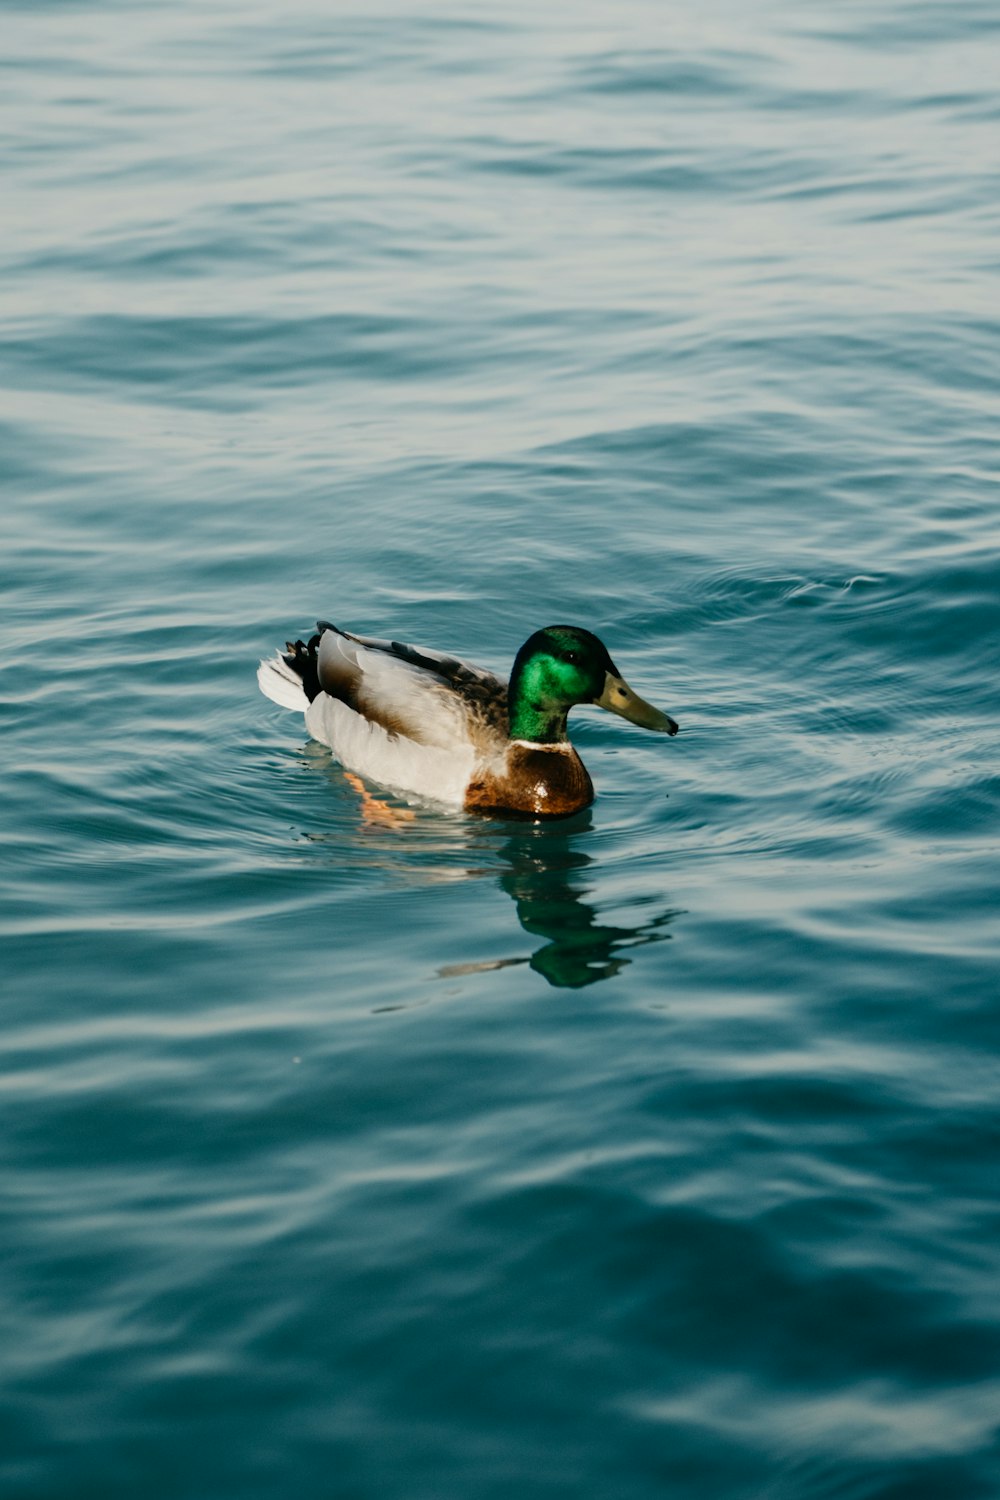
[[2, 2, 999, 1496]]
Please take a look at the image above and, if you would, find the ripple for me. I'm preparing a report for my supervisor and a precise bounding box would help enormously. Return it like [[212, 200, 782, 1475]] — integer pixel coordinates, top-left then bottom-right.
[[4, 2, 1000, 1496]]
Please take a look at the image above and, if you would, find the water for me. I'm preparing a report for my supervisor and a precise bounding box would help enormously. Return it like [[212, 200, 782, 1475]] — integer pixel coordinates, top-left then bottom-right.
[[3, 2, 999, 1495]]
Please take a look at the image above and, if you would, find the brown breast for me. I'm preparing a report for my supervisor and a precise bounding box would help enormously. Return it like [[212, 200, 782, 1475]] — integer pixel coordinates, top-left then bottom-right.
[[464, 744, 594, 819]]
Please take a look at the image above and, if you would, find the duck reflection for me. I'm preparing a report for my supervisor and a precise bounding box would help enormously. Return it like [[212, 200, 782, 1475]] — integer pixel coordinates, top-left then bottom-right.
[[442, 813, 679, 989], [300, 751, 679, 990]]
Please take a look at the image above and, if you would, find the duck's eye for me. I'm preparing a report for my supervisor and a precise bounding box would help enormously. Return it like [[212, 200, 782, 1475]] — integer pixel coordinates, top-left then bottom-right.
[[564, 651, 580, 665]]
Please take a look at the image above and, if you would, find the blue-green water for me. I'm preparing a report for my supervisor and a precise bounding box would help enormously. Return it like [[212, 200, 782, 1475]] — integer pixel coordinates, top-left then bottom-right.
[[3, 3, 999, 1496]]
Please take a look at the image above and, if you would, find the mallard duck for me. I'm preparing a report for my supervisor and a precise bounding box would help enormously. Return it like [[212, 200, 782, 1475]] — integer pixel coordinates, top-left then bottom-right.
[[258, 620, 678, 819]]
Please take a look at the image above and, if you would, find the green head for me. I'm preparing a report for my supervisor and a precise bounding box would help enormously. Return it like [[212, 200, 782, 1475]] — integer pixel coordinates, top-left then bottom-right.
[[507, 625, 679, 744]]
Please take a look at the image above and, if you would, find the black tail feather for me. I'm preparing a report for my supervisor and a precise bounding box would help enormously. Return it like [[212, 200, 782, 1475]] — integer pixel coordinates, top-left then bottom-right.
[[281, 634, 323, 702]]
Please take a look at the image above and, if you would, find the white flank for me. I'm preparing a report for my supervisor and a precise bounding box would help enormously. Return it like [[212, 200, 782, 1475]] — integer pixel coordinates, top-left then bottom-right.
[[305, 693, 476, 808], [257, 654, 310, 712]]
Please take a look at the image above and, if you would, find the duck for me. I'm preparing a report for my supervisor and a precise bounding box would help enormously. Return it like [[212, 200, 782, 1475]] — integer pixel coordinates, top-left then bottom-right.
[[258, 620, 678, 819]]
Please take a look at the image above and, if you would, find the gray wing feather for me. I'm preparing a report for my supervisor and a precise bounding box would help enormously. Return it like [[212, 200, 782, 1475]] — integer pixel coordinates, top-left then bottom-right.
[[315, 623, 509, 746]]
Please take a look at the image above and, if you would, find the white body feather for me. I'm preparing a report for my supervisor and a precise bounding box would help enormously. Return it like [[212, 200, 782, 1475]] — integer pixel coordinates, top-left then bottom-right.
[[258, 640, 484, 807], [304, 693, 476, 807]]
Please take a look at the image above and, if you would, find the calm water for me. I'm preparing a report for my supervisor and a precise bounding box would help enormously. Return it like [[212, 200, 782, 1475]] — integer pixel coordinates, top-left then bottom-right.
[[3, 2, 999, 1496]]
